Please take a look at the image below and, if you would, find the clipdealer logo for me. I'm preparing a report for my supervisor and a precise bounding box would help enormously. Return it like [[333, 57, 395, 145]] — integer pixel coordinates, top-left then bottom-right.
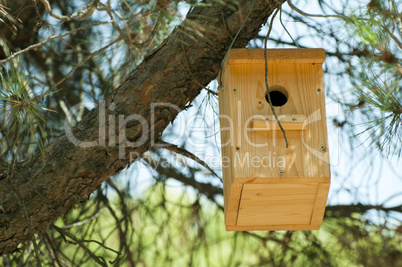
[[64, 101, 334, 167]]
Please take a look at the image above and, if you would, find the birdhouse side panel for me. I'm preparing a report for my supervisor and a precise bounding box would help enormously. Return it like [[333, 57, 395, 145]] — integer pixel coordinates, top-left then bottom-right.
[[218, 65, 243, 219]]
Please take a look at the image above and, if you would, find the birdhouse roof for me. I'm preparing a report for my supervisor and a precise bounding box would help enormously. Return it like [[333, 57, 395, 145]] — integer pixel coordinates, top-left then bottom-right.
[[225, 48, 325, 65]]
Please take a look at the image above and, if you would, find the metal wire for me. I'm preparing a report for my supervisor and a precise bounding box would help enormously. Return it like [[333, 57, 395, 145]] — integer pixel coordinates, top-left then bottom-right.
[[264, 7, 289, 148], [279, 1, 300, 48]]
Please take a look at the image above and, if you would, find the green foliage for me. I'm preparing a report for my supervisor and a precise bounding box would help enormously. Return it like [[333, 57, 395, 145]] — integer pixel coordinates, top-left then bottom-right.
[[2, 183, 400, 266], [0, 47, 54, 165], [341, 2, 402, 156], [324, 215, 402, 267]]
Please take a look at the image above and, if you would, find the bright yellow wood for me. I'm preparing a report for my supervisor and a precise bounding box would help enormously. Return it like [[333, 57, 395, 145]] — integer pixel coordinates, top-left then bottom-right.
[[310, 183, 331, 227], [225, 183, 243, 226], [252, 114, 307, 131], [227, 48, 326, 64], [226, 224, 320, 231], [237, 183, 316, 226], [233, 177, 330, 184], [218, 48, 331, 231]]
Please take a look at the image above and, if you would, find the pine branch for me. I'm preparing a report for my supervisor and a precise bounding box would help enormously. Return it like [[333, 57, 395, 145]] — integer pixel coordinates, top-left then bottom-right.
[[153, 141, 221, 181]]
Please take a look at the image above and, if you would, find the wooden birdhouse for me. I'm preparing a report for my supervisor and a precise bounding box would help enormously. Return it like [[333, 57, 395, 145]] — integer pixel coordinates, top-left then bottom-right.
[[218, 49, 330, 231]]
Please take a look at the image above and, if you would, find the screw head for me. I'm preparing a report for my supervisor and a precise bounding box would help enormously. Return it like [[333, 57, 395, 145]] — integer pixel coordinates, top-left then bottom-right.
[[320, 145, 326, 150], [317, 88, 321, 93], [291, 117, 296, 122], [279, 170, 284, 175], [236, 147, 239, 151], [232, 88, 237, 93], [265, 118, 269, 122]]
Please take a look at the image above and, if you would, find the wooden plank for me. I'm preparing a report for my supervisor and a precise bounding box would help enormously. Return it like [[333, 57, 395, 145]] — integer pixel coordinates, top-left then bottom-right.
[[252, 114, 307, 131], [233, 177, 330, 184], [225, 183, 243, 226], [310, 183, 330, 227], [226, 62, 330, 180], [314, 63, 331, 178], [226, 48, 326, 65], [237, 183, 317, 226], [219, 63, 236, 214], [226, 224, 320, 231]]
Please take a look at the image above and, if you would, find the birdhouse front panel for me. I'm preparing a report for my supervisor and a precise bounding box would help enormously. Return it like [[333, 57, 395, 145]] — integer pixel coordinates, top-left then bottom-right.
[[219, 49, 330, 231]]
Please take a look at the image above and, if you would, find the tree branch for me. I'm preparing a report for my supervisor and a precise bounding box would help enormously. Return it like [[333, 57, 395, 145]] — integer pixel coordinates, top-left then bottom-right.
[[39, 0, 97, 22], [325, 203, 402, 218], [0, 0, 279, 255], [141, 152, 223, 205], [153, 141, 221, 180]]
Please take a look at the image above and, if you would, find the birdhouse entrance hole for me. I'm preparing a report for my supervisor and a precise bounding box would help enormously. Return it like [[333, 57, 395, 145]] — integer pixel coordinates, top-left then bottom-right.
[[265, 85, 288, 107]]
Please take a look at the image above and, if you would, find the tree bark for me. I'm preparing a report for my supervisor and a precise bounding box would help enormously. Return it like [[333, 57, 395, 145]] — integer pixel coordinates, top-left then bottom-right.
[[0, 0, 279, 255]]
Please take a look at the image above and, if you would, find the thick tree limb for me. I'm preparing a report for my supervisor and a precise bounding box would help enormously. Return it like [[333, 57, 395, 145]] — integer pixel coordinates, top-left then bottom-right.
[[0, 0, 279, 255]]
